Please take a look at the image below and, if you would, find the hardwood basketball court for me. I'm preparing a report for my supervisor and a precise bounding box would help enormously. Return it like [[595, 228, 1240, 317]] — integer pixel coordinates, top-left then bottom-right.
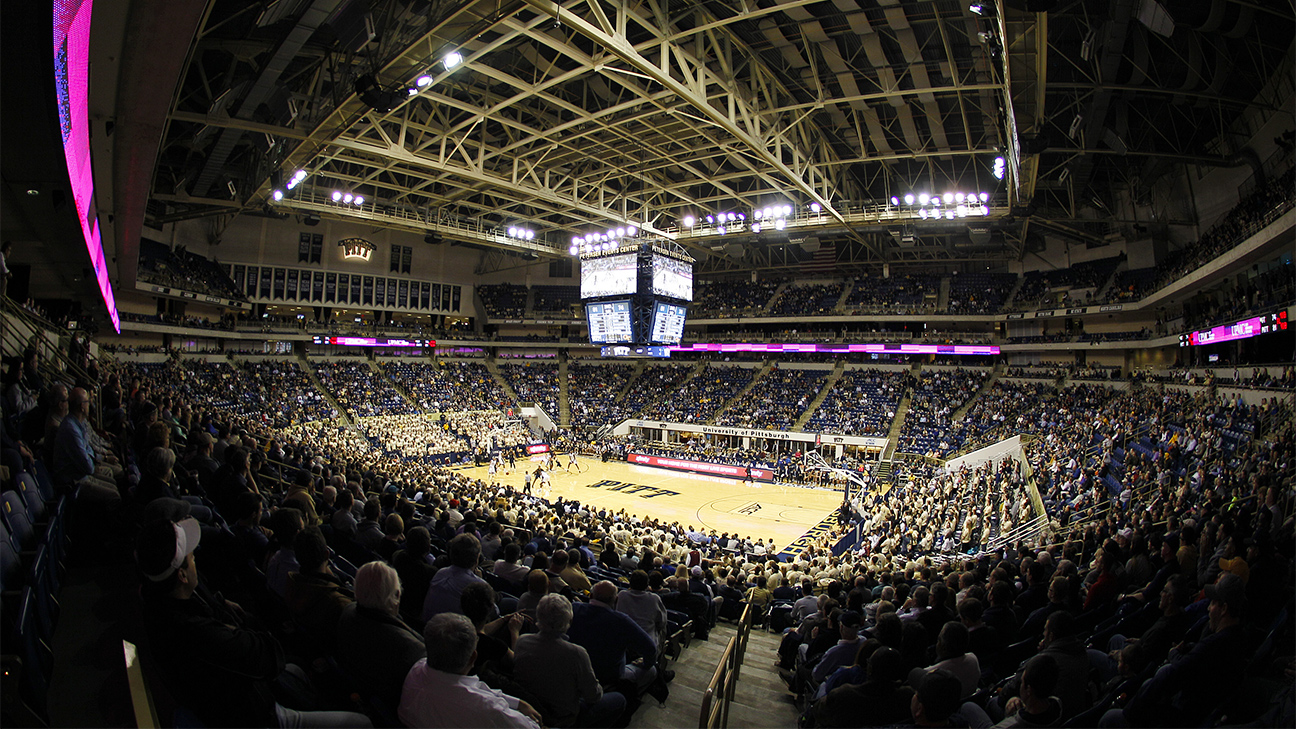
[[459, 455, 845, 553]]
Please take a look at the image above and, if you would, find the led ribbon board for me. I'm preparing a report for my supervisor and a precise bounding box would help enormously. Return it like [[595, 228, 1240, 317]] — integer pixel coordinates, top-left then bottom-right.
[[312, 336, 435, 347], [671, 343, 1000, 355], [1181, 311, 1287, 346], [54, 0, 120, 331]]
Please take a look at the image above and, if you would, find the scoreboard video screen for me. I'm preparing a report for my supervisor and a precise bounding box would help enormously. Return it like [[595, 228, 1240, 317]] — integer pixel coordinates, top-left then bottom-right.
[[649, 302, 687, 344], [586, 300, 634, 343], [651, 253, 693, 300], [579, 253, 638, 299]]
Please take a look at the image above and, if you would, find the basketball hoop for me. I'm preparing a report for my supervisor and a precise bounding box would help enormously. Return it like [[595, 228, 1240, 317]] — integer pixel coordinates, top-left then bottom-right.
[[803, 451, 871, 515]]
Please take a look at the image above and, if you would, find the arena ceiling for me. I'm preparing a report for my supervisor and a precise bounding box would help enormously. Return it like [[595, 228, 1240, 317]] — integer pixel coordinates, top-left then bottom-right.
[[143, 0, 1293, 274]]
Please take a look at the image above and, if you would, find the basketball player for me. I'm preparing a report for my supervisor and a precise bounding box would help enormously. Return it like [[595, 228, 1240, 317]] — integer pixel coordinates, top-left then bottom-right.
[[540, 466, 552, 499], [523, 468, 533, 496], [567, 449, 580, 474]]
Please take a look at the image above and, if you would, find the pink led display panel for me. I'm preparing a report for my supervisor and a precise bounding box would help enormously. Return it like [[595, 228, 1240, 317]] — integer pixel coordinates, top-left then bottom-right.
[[1187, 310, 1287, 346], [670, 342, 1000, 356], [54, 0, 120, 331]]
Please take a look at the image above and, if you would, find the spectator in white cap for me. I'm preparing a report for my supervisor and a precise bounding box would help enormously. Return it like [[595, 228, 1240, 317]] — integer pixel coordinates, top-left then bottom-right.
[[136, 517, 372, 728]]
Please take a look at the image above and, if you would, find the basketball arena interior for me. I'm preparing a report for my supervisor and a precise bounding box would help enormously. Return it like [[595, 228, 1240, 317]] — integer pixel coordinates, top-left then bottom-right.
[[1, 0, 1294, 727]]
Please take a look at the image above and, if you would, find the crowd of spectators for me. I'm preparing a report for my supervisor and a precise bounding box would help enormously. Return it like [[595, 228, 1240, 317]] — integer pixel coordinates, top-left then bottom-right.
[[713, 366, 827, 430], [5, 318, 1292, 729], [1103, 267, 1159, 303], [841, 274, 938, 314], [1143, 166, 1295, 296], [692, 278, 780, 318], [498, 362, 560, 417], [381, 361, 514, 413], [637, 364, 757, 423], [804, 369, 906, 437], [314, 360, 417, 419], [359, 414, 472, 462], [530, 285, 580, 316], [567, 363, 635, 431], [477, 283, 528, 318], [948, 272, 1018, 315], [616, 364, 693, 421], [771, 283, 846, 316], [898, 368, 989, 456], [137, 238, 245, 301]]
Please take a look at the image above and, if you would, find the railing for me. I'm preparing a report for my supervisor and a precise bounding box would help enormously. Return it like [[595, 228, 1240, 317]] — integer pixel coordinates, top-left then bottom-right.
[[698, 603, 752, 729]]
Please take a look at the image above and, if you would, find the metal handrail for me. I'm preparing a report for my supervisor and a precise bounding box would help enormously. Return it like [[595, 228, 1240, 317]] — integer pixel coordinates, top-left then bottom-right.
[[698, 603, 752, 729]]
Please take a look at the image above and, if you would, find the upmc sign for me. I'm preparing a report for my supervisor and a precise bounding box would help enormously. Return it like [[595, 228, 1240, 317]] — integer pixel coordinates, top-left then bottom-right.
[[627, 452, 775, 482]]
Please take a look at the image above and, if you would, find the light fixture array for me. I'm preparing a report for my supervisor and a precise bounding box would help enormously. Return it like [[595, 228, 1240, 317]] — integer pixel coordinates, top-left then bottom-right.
[[569, 224, 639, 255], [330, 190, 365, 206], [680, 202, 822, 233], [889, 190, 991, 219]]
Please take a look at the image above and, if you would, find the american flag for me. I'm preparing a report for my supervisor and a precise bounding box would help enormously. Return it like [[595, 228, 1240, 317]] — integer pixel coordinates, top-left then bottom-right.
[[801, 241, 836, 272]]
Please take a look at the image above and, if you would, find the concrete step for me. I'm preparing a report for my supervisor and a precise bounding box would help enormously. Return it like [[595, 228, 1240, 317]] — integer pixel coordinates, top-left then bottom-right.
[[629, 622, 799, 729]]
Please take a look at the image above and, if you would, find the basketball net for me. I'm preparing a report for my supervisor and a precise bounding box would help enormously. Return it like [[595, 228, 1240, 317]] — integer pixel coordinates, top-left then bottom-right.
[[803, 451, 870, 517]]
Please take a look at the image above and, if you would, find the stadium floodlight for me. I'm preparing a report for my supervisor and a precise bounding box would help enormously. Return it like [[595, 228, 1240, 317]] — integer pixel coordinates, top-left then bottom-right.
[[946, 210, 955, 219], [955, 192, 965, 203], [705, 215, 714, 224], [627, 225, 638, 236], [993, 156, 1006, 180], [751, 222, 762, 233], [918, 193, 930, 205], [810, 202, 821, 212], [415, 75, 433, 87], [919, 209, 928, 219], [569, 245, 578, 255], [980, 191, 989, 201], [774, 219, 786, 230], [616, 227, 626, 237], [682, 215, 695, 228], [969, 3, 988, 16], [444, 51, 463, 69], [331, 190, 343, 201], [353, 196, 364, 205], [943, 192, 954, 203], [891, 196, 900, 206], [526, 230, 535, 240], [272, 189, 284, 201], [343, 193, 353, 203], [738, 212, 746, 220], [904, 193, 915, 205]]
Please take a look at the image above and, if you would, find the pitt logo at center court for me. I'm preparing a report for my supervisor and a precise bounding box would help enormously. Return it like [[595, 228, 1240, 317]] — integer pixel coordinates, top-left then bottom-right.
[[585, 479, 680, 499]]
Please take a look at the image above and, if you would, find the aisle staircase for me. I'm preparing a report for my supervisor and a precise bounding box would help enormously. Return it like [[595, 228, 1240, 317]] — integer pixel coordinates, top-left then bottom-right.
[[794, 361, 845, 429], [833, 279, 855, 312], [485, 358, 521, 404], [709, 361, 772, 424], [762, 282, 791, 314], [558, 356, 571, 427], [375, 360, 425, 414], [297, 354, 352, 425], [629, 621, 798, 729], [938, 275, 952, 311], [952, 364, 1003, 422], [874, 459, 896, 489], [883, 389, 914, 459], [628, 360, 705, 419]]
